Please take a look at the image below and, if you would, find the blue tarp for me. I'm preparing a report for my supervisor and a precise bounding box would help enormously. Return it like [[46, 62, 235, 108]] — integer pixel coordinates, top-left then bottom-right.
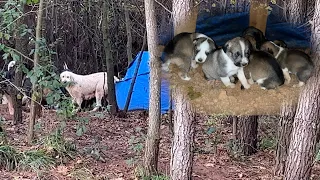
[[115, 12, 310, 113], [196, 12, 310, 48], [116, 51, 170, 114]]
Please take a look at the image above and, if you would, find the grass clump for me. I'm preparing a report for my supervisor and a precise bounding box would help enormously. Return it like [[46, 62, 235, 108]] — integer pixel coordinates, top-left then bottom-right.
[[0, 145, 20, 170], [19, 149, 55, 172], [40, 129, 77, 162]]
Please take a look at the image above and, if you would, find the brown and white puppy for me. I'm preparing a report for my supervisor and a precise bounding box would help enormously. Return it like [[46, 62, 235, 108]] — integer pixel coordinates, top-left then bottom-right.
[[243, 50, 285, 90], [242, 26, 266, 50], [202, 37, 251, 89], [161, 32, 217, 81], [260, 41, 314, 87]]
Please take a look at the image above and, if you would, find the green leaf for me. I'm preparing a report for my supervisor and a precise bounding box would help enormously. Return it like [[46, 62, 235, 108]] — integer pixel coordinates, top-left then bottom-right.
[[11, 52, 20, 62]]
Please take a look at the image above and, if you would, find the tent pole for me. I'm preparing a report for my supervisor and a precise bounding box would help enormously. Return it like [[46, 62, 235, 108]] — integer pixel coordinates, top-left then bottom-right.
[[123, 31, 147, 113]]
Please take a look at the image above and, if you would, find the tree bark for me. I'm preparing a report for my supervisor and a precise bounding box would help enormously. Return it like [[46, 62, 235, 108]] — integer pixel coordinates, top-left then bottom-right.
[[172, 0, 197, 35], [169, 0, 197, 179], [249, 0, 268, 34], [238, 115, 258, 156], [287, 0, 307, 25], [102, 0, 118, 115], [284, 1, 320, 179], [125, 6, 133, 64], [170, 87, 195, 180], [28, 0, 44, 144], [274, 102, 296, 177], [143, 0, 161, 177], [12, 4, 34, 124]]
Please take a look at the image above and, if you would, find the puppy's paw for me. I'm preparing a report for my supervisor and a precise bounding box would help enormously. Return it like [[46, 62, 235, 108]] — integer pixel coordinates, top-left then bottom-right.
[[284, 80, 290, 85], [161, 65, 170, 72], [293, 81, 305, 87], [191, 63, 199, 69], [228, 83, 236, 88], [242, 84, 251, 89], [248, 78, 254, 85]]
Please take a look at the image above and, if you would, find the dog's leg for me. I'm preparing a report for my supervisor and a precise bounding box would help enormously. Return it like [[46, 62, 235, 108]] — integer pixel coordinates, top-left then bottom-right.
[[282, 68, 291, 84], [248, 73, 254, 84], [191, 60, 199, 69], [220, 77, 236, 88], [92, 92, 103, 112], [75, 98, 83, 112], [237, 68, 251, 89]]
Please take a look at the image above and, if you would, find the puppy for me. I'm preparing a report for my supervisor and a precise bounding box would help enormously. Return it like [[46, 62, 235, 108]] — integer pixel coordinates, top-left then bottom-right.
[[243, 50, 285, 90], [242, 26, 266, 50], [202, 37, 251, 89], [260, 41, 314, 87], [273, 40, 287, 48], [161, 32, 217, 80]]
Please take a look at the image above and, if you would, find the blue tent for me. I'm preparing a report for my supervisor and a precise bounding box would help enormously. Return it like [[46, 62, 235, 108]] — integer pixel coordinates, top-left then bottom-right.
[[116, 51, 170, 114], [115, 12, 310, 114]]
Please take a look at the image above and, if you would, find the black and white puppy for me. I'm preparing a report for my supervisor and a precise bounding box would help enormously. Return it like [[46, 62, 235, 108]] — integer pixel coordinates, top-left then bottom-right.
[[161, 32, 217, 81], [202, 37, 251, 89]]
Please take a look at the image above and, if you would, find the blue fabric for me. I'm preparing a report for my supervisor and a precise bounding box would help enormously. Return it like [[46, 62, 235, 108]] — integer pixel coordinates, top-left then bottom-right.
[[195, 12, 310, 48], [116, 51, 170, 114]]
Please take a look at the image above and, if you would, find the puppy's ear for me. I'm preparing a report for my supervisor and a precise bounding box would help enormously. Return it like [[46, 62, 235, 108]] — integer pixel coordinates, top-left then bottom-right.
[[222, 42, 229, 53]]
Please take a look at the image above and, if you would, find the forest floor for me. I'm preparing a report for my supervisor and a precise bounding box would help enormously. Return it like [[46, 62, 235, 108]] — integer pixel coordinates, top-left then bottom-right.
[[1, 104, 320, 180]]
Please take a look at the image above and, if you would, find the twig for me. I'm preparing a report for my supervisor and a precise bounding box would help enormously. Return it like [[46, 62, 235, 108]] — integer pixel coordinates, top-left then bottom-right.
[[155, 0, 172, 14]]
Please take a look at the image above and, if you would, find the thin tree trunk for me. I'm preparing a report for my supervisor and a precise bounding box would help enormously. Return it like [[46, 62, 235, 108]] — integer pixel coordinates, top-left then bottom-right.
[[102, 0, 118, 115], [170, 87, 195, 180], [12, 4, 34, 124], [238, 115, 258, 156], [274, 102, 296, 177], [28, 0, 44, 144], [125, 6, 133, 64], [143, 0, 161, 177], [284, 1, 320, 178], [232, 116, 238, 139]]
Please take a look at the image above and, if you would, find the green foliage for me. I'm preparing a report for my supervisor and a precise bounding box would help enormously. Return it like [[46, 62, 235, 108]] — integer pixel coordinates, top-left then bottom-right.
[[0, 145, 20, 170], [75, 117, 90, 137], [19, 149, 55, 173], [40, 130, 77, 162], [259, 137, 276, 150], [126, 127, 146, 166]]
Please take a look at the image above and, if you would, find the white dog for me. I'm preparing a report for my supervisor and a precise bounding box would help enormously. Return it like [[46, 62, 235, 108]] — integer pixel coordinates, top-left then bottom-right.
[[60, 63, 119, 112]]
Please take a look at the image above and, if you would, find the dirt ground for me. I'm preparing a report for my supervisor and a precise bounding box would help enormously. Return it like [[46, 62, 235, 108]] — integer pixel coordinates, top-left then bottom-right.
[[1, 105, 320, 180], [165, 65, 302, 116]]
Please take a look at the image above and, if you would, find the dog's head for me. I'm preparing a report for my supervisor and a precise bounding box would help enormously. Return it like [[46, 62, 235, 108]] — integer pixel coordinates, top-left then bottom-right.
[[60, 71, 74, 84], [273, 40, 287, 48], [260, 41, 281, 56], [223, 37, 250, 67], [193, 37, 217, 63]]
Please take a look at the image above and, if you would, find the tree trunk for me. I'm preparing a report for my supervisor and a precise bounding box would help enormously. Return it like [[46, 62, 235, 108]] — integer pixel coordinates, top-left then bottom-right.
[[125, 6, 133, 64], [12, 4, 34, 124], [284, 1, 320, 179], [102, 0, 118, 115], [249, 0, 268, 34], [238, 115, 258, 156], [170, 87, 195, 180], [143, 0, 161, 177], [170, 0, 197, 179], [28, 0, 44, 144], [274, 102, 296, 177], [287, 0, 307, 25], [172, 0, 197, 35]]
